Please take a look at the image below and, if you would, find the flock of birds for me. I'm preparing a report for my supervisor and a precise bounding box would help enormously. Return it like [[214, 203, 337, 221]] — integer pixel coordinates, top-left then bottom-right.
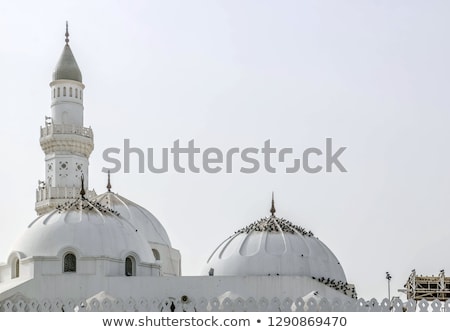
[[235, 215, 314, 237], [311, 276, 357, 298]]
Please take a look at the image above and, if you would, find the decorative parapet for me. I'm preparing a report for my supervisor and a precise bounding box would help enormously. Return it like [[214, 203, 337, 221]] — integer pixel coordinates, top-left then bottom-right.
[[1, 296, 450, 312], [40, 124, 93, 139], [35, 187, 97, 215], [36, 187, 96, 203], [39, 124, 94, 157]]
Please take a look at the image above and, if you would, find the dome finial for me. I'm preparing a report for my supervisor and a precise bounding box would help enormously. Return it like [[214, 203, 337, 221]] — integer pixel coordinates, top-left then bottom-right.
[[107, 170, 112, 192], [270, 192, 276, 216], [65, 21, 70, 45], [80, 173, 86, 198]]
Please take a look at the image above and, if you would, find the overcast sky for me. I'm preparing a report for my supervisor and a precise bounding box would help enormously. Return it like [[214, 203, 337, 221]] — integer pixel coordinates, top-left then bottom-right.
[[1, 0, 450, 301]]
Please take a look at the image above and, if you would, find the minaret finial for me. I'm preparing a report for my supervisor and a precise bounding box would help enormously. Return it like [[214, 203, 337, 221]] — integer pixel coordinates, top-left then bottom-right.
[[80, 173, 86, 198], [270, 192, 276, 216], [107, 170, 112, 192], [65, 21, 69, 45]]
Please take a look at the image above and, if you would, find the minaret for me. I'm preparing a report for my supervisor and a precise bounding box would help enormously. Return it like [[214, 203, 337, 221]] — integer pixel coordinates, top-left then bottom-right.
[[36, 22, 95, 215]]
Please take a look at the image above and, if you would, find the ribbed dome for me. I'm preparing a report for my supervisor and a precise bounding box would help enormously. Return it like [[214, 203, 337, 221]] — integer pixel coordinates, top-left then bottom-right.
[[203, 213, 347, 283], [11, 197, 154, 263], [52, 44, 82, 82], [95, 192, 172, 247]]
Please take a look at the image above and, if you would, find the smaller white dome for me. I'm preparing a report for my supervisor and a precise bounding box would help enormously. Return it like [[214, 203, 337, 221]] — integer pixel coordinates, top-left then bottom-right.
[[11, 196, 155, 264], [203, 213, 347, 283], [95, 192, 172, 247]]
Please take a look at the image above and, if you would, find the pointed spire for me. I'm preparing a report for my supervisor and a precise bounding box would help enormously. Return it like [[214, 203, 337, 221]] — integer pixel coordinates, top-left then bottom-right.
[[80, 173, 86, 198], [53, 21, 83, 82], [107, 170, 112, 192], [65, 21, 70, 45], [270, 192, 276, 216]]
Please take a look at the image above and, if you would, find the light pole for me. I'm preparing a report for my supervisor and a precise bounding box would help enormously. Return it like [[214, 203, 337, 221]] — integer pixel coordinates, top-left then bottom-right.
[[386, 272, 392, 300]]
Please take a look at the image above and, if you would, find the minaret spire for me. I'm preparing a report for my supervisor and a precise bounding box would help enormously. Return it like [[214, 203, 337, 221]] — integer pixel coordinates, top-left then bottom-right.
[[107, 170, 112, 192], [65, 21, 70, 45], [270, 192, 276, 216]]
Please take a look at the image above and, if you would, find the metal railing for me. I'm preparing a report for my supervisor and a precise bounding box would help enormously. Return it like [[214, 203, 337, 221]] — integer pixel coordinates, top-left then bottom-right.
[[40, 124, 93, 139]]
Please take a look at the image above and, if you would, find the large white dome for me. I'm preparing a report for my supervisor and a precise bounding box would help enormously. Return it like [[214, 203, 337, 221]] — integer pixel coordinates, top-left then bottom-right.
[[11, 196, 155, 264], [203, 210, 347, 283]]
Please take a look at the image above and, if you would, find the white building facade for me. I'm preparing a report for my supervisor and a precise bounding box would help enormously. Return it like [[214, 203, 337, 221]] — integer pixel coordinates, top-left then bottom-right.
[[0, 25, 358, 312]]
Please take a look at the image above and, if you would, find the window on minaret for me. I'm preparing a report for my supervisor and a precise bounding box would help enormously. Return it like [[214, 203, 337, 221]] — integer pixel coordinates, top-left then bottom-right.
[[53, 88, 56, 98], [75, 88, 78, 98], [125, 256, 135, 276], [57, 87, 60, 97], [70, 87, 72, 97], [63, 253, 76, 273], [80, 90, 83, 100], [63, 87, 66, 96]]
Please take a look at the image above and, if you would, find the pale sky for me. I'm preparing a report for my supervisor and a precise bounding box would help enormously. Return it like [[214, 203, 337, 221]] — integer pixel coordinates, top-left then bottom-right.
[[1, 0, 450, 301]]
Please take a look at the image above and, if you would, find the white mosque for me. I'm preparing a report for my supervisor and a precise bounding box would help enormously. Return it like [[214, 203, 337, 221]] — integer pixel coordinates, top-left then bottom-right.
[[0, 25, 358, 312]]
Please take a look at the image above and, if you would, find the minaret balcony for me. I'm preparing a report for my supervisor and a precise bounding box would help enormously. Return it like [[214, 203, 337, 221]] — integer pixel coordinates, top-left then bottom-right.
[[40, 124, 94, 157], [36, 186, 80, 202], [40, 124, 93, 139], [35, 186, 96, 215]]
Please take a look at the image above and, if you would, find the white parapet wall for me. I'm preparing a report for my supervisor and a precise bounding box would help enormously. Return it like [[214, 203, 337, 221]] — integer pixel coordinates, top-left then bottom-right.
[[0, 295, 449, 312]]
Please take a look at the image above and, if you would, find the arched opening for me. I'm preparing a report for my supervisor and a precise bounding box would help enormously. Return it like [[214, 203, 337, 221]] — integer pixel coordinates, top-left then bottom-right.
[[75, 88, 78, 98], [125, 256, 136, 276], [11, 258, 19, 279], [57, 87, 60, 97], [63, 253, 76, 273], [53, 88, 56, 98], [152, 249, 160, 261], [63, 86, 66, 96], [80, 90, 83, 100], [69, 87, 72, 97]]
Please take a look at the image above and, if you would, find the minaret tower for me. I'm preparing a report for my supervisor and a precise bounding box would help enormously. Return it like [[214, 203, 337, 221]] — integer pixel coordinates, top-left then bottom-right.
[[36, 23, 95, 215]]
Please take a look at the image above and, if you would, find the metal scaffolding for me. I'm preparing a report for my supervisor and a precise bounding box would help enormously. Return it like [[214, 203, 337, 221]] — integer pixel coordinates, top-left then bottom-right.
[[404, 269, 450, 301]]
